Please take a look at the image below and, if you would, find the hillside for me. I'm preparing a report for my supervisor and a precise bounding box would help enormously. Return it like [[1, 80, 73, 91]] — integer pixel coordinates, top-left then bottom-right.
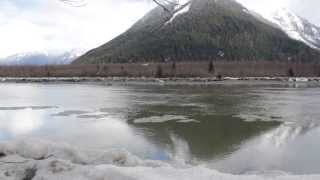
[[74, 0, 320, 64]]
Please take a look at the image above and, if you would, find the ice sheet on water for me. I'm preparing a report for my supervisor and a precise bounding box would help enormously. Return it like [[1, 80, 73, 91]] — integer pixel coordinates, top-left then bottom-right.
[[133, 115, 199, 123], [51, 110, 89, 117], [0, 106, 58, 111], [233, 114, 283, 122], [1, 139, 320, 180]]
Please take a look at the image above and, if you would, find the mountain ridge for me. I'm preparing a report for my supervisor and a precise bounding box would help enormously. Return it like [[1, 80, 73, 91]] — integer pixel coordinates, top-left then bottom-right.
[[74, 0, 320, 64], [0, 50, 84, 66], [265, 8, 320, 50]]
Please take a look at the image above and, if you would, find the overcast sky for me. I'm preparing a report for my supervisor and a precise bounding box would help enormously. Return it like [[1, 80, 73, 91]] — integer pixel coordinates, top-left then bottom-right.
[[0, 0, 319, 58], [238, 0, 320, 24]]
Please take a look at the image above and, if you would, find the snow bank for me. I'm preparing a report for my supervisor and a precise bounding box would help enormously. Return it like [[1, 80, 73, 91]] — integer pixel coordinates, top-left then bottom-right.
[[0, 139, 165, 167], [1, 139, 320, 180]]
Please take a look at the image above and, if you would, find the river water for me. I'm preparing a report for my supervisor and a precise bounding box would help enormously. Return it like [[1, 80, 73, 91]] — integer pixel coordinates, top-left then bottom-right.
[[1, 81, 320, 176]]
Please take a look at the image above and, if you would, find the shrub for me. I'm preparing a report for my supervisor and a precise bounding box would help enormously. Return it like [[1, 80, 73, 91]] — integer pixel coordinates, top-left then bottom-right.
[[156, 65, 163, 78], [216, 74, 222, 80], [287, 68, 295, 77], [208, 61, 214, 73]]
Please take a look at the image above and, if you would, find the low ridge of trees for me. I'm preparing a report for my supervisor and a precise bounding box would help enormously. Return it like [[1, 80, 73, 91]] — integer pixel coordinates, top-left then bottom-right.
[[0, 61, 319, 78]]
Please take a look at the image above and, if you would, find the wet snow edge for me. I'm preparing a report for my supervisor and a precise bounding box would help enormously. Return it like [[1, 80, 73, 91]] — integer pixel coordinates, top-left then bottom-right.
[[0, 139, 320, 180]]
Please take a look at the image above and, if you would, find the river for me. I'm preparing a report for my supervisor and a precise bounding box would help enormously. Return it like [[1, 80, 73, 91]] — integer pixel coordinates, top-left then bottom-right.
[[1, 81, 320, 179]]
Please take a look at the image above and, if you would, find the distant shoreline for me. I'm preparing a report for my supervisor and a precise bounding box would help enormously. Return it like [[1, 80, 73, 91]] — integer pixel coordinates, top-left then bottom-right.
[[1, 77, 320, 84], [0, 61, 320, 78]]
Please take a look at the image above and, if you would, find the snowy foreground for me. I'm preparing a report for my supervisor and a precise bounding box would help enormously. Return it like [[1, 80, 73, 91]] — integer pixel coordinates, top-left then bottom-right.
[[0, 139, 319, 180]]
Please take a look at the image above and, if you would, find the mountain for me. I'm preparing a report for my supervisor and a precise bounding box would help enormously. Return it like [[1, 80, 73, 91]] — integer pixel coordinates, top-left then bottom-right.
[[265, 9, 320, 50], [0, 50, 84, 66], [74, 0, 320, 64]]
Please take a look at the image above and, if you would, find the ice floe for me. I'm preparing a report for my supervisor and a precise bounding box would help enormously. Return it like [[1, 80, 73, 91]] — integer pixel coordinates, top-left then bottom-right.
[[0, 106, 58, 111], [133, 115, 199, 123]]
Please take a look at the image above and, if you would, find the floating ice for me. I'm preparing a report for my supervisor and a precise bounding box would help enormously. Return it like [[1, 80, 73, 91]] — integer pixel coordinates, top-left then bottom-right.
[[133, 115, 199, 123], [51, 110, 89, 117], [0, 106, 58, 111]]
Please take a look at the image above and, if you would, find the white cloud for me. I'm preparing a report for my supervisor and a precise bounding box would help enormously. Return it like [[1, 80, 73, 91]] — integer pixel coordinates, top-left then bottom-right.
[[0, 0, 154, 58]]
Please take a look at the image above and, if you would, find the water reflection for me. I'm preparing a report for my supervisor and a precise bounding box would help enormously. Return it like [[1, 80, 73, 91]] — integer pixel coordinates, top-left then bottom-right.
[[210, 121, 320, 174], [127, 84, 320, 174], [128, 85, 281, 160], [0, 109, 45, 137], [130, 114, 279, 161], [265, 122, 319, 147], [206, 86, 320, 174]]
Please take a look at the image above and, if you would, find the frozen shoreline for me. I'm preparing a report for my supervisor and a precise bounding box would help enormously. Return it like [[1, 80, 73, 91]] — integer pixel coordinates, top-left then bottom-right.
[[0, 76, 320, 84], [1, 138, 320, 180]]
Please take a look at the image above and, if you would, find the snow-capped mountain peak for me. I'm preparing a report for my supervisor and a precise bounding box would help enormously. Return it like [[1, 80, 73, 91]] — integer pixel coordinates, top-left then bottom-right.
[[266, 8, 320, 49], [0, 49, 85, 66]]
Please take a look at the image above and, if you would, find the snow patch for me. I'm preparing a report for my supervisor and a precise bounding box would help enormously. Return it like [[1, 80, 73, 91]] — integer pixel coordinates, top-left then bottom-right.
[[1, 139, 320, 179], [0, 139, 165, 167], [165, 1, 191, 25], [242, 8, 250, 14], [289, 77, 309, 82]]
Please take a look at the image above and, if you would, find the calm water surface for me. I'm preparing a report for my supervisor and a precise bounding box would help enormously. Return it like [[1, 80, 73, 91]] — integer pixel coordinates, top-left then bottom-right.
[[0, 81, 320, 175]]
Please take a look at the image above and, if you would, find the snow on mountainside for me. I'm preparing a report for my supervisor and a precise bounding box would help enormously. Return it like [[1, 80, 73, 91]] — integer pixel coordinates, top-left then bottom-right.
[[164, 0, 191, 25], [0, 49, 85, 66], [266, 9, 320, 50]]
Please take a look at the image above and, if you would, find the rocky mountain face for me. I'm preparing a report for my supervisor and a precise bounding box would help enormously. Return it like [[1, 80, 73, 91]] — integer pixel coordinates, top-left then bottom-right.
[[267, 9, 320, 50], [0, 50, 84, 66], [74, 0, 320, 64]]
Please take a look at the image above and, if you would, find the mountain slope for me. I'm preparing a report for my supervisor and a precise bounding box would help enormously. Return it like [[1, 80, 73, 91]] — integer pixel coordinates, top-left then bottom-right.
[[0, 50, 84, 66], [266, 9, 320, 50], [74, 0, 320, 64]]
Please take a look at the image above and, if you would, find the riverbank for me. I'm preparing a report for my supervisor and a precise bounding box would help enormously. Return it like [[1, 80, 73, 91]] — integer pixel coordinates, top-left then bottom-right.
[[1, 61, 320, 78], [1, 76, 320, 84]]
